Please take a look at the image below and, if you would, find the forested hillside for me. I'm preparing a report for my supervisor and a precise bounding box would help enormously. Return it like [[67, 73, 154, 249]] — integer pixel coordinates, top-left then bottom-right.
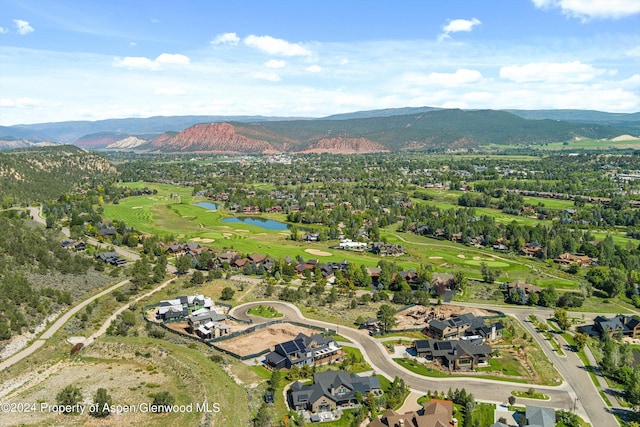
[[0, 145, 117, 206], [0, 214, 98, 341]]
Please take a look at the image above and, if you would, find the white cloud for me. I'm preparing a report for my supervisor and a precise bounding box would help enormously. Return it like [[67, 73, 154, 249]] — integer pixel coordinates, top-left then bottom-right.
[[211, 32, 240, 46], [113, 53, 190, 70], [130, 42, 137, 47], [0, 27, 8, 34], [244, 34, 311, 56], [265, 59, 286, 69], [306, 65, 322, 73], [155, 53, 190, 65], [113, 56, 158, 70], [403, 69, 483, 86], [438, 18, 480, 41], [532, 0, 640, 20], [14, 19, 34, 35], [500, 61, 607, 83], [252, 71, 281, 82]]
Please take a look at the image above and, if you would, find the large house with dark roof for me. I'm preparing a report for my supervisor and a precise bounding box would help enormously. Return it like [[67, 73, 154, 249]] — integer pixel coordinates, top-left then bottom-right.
[[156, 294, 216, 322], [414, 339, 491, 371], [265, 333, 342, 370], [426, 313, 504, 341], [289, 371, 382, 413], [427, 313, 476, 339], [578, 314, 640, 339]]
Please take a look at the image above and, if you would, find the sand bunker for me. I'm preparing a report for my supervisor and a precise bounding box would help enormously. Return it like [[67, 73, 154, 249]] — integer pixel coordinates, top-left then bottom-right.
[[473, 256, 481, 260], [457, 254, 466, 258], [192, 237, 215, 243], [305, 249, 332, 257], [428, 256, 443, 260], [131, 206, 143, 210]]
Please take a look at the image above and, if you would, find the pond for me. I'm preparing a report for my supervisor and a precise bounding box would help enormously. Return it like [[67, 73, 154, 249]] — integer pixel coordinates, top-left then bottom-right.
[[195, 202, 220, 210], [221, 217, 290, 231]]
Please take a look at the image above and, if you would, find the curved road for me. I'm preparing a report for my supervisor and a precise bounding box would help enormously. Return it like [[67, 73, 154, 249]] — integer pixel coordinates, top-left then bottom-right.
[[229, 301, 602, 424], [19, 207, 613, 425]]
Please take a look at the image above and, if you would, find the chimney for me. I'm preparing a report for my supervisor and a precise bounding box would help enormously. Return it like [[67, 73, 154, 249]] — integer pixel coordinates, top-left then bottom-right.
[[491, 325, 496, 341]]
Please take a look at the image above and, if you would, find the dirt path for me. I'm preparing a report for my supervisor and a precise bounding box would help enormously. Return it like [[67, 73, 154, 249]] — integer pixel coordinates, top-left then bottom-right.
[[0, 278, 131, 372], [86, 277, 177, 346]]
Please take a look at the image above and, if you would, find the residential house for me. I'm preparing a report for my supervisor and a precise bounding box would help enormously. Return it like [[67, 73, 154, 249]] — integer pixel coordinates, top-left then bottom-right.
[[248, 253, 266, 266], [195, 321, 231, 339], [264, 333, 342, 370], [289, 371, 382, 413], [187, 308, 227, 333], [397, 270, 420, 286], [97, 224, 117, 237], [370, 399, 454, 427], [525, 405, 555, 427], [242, 205, 260, 214], [520, 244, 542, 257], [156, 294, 215, 322], [95, 251, 126, 266], [506, 280, 541, 304], [553, 253, 594, 267], [430, 273, 455, 295], [371, 242, 404, 256], [366, 267, 382, 286], [427, 313, 476, 339], [413, 339, 491, 371], [578, 314, 640, 339], [339, 239, 368, 251], [164, 242, 203, 256]]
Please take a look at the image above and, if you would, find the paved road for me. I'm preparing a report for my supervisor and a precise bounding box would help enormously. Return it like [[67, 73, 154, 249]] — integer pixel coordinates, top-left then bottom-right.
[[231, 301, 584, 421], [511, 311, 617, 427]]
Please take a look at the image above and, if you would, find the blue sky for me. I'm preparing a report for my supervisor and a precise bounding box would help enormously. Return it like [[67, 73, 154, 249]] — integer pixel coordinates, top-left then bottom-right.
[[1, 0, 639, 125]]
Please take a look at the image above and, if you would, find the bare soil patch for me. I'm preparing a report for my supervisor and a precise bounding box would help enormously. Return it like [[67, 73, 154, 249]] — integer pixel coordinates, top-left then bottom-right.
[[305, 249, 332, 257], [394, 304, 495, 329], [1, 345, 170, 426], [215, 323, 317, 356]]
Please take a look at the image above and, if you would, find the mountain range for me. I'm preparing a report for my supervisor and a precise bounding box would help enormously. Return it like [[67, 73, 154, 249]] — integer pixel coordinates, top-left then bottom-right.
[[1, 107, 638, 153]]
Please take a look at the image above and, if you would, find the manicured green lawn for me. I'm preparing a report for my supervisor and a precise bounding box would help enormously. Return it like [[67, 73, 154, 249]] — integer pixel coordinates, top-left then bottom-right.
[[472, 403, 495, 426], [250, 365, 272, 379], [511, 389, 549, 400], [247, 304, 283, 318], [477, 356, 526, 377], [394, 358, 449, 377]]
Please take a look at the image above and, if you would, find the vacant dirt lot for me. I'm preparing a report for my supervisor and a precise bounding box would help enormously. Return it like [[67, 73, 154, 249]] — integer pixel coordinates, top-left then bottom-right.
[[214, 323, 318, 356], [1, 343, 171, 426], [394, 304, 495, 329]]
